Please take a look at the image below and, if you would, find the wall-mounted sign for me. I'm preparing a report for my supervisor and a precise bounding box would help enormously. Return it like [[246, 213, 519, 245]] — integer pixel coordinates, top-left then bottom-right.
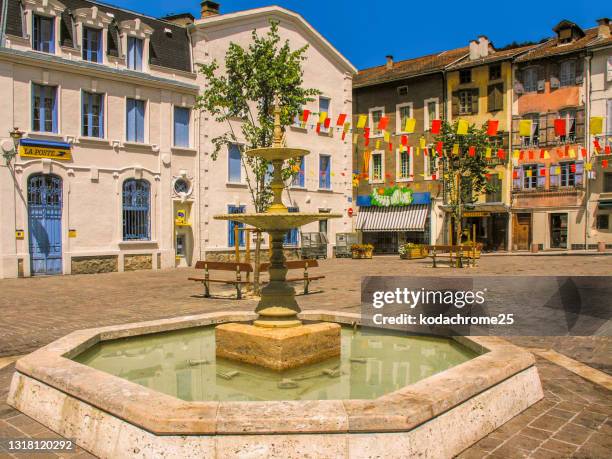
[[15, 230, 24, 240], [68, 229, 77, 238], [464, 211, 491, 217], [370, 186, 414, 207], [175, 209, 190, 226], [19, 139, 72, 161]]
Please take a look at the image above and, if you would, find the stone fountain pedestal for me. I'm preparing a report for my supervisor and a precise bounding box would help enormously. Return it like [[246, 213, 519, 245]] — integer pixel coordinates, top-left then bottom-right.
[[216, 322, 340, 371]]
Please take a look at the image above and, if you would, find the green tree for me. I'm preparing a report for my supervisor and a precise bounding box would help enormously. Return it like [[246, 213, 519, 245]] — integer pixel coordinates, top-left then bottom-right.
[[435, 120, 497, 248], [195, 20, 319, 291], [195, 20, 319, 213]]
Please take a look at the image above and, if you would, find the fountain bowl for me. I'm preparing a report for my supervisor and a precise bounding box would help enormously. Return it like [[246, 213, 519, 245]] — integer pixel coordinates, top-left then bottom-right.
[[246, 147, 309, 161], [214, 212, 342, 232], [7, 310, 543, 458]]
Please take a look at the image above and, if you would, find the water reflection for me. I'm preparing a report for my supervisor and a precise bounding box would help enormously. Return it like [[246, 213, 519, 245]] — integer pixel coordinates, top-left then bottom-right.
[[74, 327, 477, 401]]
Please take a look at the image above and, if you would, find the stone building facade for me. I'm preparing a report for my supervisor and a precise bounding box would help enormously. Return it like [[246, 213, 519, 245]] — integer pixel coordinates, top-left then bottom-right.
[[352, 48, 468, 253], [0, 0, 199, 278]]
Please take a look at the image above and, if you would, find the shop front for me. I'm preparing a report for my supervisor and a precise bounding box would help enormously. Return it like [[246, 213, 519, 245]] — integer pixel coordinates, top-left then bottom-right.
[[441, 204, 510, 251], [355, 191, 431, 254]]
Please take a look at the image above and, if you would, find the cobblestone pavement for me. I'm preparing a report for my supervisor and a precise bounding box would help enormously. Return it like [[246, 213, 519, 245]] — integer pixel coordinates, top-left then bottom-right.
[[0, 254, 610, 458]]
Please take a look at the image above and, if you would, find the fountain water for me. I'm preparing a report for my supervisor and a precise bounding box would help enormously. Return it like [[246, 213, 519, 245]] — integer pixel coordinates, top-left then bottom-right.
[[214, 103, 343, 370]]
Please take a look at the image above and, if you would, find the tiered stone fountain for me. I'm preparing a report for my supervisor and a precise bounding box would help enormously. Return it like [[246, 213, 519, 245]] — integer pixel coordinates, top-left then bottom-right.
[[214, 104, 342, 370]]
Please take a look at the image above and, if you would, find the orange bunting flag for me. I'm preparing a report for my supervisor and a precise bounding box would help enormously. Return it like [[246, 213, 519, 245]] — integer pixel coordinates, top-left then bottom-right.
[[336, 114, 347, 126], [520, 151, 525, 160], [457, 119, 469, 135], [431, 119, 441, 134], [469, 146, 476, 157], [540, 149, 546, 159], [606, 145, 612, 155], [389, 142, 393, 152], [540, 168, 547, 176], [436, 141, 443, 156], [570, 163, 576, 173], [513, 170, 519, 179], [603, 159, 609, 168], [554, 119, 566, 136], [356, 115, 367, 129], [487, 119, 499, 136], [528, 150, 534, 160], [324, 118, 331, 129], [401, 135, 408, 146], [315, 123, 321, 134], [581, 148, 587, 158], [497, 149, 506, 159], [302, 109, 310, 122], [362, 150, 371, 173], [377, 116, 389, 130]]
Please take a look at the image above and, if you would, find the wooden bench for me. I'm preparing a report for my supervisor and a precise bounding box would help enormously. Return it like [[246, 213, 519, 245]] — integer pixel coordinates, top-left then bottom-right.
[[423, 244, 482, 268], [188, 261, 253, 299], [259, 259, 324, 294]]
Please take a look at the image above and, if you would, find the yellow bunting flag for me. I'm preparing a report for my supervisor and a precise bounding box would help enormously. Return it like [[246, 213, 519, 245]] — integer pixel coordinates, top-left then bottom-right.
[[585, 162, 593, 171], [590, 117, 603, 135], [415, 147, 420, 156], [375, 140, 381, 149], [404, 118, 416, 134], [362, 150, 371, 173], [357, 115, 367, 129], [383, 130, 390, 142], [419, 137, 426, 149], [485, 147, 492, 159], [319, 111, 328, 124], [555, 166, 561, 175], [452, 143, 460, 155], [526, 169, 532, 178], [352, 134, 359, 144], [569, 148, 576, 158], [513, 149, 520, 159], [457, 119, 468, 135], [544, 150, 550, 159], [498, 171, 504, 180], [519, 119, 532, 137], [343, 122, 350, 132]]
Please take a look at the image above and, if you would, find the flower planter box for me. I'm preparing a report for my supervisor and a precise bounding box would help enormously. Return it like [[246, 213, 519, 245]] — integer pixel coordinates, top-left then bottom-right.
[[400, 249, 426, 260], [352, 249, 373, 259]]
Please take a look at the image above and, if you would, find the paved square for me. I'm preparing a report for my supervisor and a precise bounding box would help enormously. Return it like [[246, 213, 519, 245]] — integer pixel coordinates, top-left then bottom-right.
[[0, 254, 610, 458]]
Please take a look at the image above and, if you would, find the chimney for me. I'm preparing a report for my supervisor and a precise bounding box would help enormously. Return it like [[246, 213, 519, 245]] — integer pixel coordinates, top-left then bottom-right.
[[201, 1, 220, 18], [469, 40, 479, 60], [597, 18, 610, 38], [385, 55, 394, 69], [478, 36, 490, 58]]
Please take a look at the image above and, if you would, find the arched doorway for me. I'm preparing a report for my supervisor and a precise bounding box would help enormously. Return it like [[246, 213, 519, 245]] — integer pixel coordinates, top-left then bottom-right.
[[27, 174, 63, 275]]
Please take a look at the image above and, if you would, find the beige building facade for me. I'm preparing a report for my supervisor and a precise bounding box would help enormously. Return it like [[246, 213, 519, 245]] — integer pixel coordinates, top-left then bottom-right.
[[0, 0, 200, 278]]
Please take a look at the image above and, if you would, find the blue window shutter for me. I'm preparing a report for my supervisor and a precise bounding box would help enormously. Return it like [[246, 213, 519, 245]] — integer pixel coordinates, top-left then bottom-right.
[[51, 86, 58, 133], [228, 144, 242, 182], [126, 99, 135, 141], [99, 93, 104, 137], [97, 29, 103, 62], [49, 17, 55, 53], [299, 157, 305, 187], [136, 100, 145, 142], [31, 84, 37, 131], [174, 107, 190, 147], [127, 38, 134, 69]]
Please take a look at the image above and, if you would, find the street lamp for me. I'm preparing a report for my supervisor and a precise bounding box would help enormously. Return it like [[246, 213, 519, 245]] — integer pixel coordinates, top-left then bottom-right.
[[2, 127, 24, 165]]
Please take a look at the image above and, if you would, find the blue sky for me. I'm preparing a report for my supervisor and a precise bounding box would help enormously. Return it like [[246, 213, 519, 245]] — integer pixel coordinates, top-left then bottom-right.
[[109, 0, 603, 70]]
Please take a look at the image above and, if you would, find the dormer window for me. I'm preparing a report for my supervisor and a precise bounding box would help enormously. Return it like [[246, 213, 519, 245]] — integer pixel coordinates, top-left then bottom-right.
[[127, 37, 144, 71], [32, 15, 54, 53], [82, 27, 102, 62]]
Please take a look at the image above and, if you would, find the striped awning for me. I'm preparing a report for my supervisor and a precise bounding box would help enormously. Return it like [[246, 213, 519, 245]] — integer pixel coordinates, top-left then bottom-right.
[[356, 205, 429, 232]]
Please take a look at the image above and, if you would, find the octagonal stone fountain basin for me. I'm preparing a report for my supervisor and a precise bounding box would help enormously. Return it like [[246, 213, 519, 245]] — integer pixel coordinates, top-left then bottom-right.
[[7, 310, 543, 459]]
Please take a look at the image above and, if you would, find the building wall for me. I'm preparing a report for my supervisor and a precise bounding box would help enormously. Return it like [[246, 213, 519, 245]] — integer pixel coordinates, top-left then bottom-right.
[[511, 54, 587, 250], [0, 46, 198, 278], [191, 15, 353, 258], [587, 47, 612, 245]]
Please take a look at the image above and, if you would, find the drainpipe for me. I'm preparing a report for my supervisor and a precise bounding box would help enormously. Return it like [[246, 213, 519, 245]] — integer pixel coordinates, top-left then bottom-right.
[[584, 53, 592, 251]]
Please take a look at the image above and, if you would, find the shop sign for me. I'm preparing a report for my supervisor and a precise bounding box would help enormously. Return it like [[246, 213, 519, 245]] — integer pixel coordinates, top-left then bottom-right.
[[370, 186, 413, 207], [19, 140, 72, 161], [68, 229, 77, 238], [464, 211, 491, 217], [175, 209, 190, 226]]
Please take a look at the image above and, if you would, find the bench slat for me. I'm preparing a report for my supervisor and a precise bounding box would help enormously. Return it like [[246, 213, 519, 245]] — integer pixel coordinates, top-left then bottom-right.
[[259, 259, 319, 272], [193, 261, 253, 272]]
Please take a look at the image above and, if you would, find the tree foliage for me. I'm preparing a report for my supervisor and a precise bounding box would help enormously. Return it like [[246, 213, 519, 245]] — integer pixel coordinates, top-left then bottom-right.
[[195, 21, 319, 212], [434, 120, 498, 242]]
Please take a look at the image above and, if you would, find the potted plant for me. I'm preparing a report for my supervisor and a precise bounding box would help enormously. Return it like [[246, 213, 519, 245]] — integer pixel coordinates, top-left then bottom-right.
[[351, 244, 374, 259], [399, 243, 426, 260]]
